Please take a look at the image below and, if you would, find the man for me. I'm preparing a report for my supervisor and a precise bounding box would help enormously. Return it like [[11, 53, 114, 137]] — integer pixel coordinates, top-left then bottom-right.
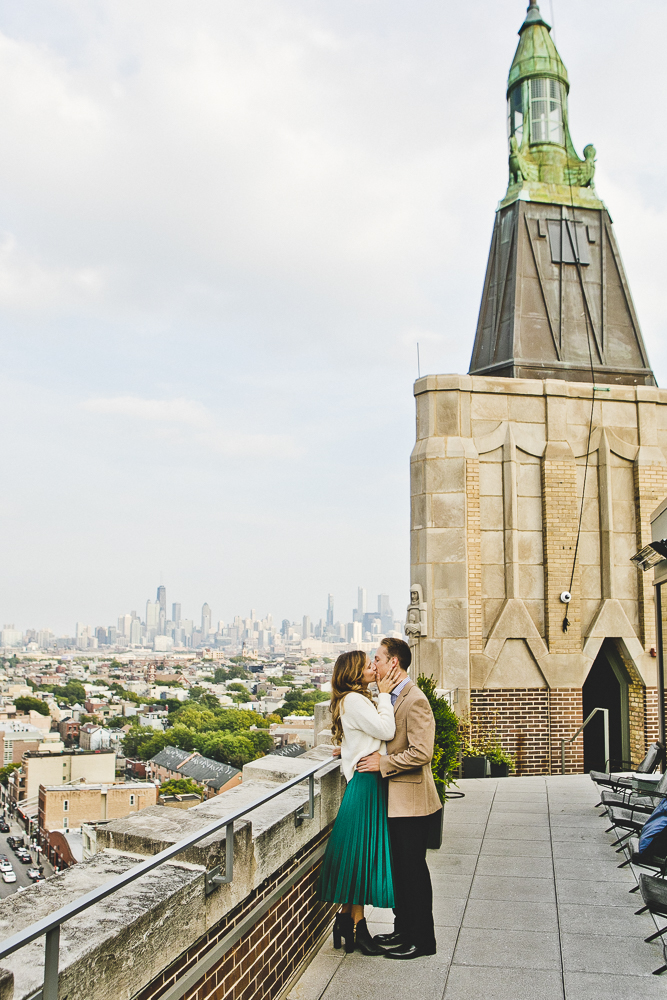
[[357, 637, 441, 959]]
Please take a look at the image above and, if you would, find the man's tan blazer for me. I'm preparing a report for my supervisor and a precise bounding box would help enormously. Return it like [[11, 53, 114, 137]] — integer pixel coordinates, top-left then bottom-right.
[[379, 679, 442, 818]]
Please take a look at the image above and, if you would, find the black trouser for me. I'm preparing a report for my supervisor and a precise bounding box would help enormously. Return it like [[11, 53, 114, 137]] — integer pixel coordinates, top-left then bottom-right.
[[387, 814, 436, 948]]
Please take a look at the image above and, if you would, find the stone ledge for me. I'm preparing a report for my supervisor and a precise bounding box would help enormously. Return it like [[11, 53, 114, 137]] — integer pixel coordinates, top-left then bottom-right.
[[0, 749, 343, 1000]]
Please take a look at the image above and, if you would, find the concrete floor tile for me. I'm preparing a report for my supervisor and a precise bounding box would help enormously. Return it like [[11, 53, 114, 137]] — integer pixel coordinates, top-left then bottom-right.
[[563, 971, 667, 999], [441, 823, 488, 838], [432, 896, 467, 927], [475, 855, 553, 879], [486, 811, 549, 827], [551, 841, 619, 861], [554, 858, 634, 883], [443, 965, 563, 1000], [288, 952, 344, 1000], [453, 927, 560, 969], [561, 931, 663, 976], [554, 878, 638, 907], [470, 874, 556, 902], [431, 873, 474, 898], [480, 838, 552, 858], [480, 824, 551, 841], [462, 898, 558, 932], [439, 836, 483, 856], [557, 902, 655, 938], [549, 828, 614, 844], [427, 853, 477, 875]]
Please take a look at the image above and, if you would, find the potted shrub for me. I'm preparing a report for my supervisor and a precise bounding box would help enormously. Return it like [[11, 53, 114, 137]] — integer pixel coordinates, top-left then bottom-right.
[[417, 675, 461, 848], [458, 714, 516, 778], [485, 741, 516, 778]]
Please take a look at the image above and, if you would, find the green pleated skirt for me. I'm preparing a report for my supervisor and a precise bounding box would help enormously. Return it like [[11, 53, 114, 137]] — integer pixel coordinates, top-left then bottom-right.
[[317, 771, 395, 907]]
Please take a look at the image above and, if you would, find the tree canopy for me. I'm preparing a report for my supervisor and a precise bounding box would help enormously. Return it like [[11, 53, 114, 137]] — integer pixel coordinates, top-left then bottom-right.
[[15, 695, 50, 717]]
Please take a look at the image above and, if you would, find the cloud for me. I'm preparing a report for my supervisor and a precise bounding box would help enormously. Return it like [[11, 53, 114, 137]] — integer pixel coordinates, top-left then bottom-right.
[[81, 395, 299, 458]]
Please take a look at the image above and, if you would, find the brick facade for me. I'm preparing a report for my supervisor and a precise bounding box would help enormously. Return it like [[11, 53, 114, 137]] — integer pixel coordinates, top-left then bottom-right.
[[135, 830, 336, 1000]]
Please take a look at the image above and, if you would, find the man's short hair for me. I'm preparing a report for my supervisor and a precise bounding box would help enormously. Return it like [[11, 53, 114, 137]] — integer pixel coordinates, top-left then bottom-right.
[[381, 637, 412, 672]]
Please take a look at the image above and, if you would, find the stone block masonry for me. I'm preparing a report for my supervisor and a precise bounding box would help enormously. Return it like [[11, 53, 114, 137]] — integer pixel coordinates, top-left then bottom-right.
[[0, 748, 343, 1000], [412, 375, 667, 775]]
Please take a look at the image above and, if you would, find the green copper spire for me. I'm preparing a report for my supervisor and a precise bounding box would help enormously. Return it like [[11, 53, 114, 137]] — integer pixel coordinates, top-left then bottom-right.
[[501, 1, 603, 210]]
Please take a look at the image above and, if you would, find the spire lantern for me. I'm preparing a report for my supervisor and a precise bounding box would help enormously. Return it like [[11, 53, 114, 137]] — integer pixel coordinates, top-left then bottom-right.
[[468, 3, 655, 386]]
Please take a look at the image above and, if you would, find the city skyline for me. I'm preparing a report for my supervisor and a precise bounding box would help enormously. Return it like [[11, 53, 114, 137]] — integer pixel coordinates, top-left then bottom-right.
[[0, 2, 664, 636], [1, 581, 402, 648]]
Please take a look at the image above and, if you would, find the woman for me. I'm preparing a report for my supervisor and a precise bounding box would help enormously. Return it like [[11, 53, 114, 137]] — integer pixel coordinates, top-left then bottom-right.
[[317, 649, 401, 955]]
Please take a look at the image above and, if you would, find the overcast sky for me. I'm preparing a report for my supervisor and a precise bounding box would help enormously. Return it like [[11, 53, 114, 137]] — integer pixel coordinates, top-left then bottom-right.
[[0, 0, 665, 635]]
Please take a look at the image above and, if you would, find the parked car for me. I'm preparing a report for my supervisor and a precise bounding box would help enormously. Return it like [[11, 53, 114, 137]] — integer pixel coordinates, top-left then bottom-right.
[[0, 859, 12, 873], [17, 853, 32, 865], [0, 822, 9, 833], [6, 837, 18, 849], [27, 868, 44, 882], [1, 870, 16, 883]]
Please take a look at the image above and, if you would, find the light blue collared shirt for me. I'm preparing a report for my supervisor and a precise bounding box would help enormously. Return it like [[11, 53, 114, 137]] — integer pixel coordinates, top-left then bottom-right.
[[390, 676, 410, 707]]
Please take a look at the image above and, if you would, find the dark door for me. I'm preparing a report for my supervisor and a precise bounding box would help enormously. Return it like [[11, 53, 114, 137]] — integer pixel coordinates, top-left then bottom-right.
[[582, 640, 629, 772]]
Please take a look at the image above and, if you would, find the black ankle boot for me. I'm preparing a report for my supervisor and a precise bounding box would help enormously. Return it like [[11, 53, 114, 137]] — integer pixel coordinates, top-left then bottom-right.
[[333, 912, 354, 953], [354, 918, 382, 956]]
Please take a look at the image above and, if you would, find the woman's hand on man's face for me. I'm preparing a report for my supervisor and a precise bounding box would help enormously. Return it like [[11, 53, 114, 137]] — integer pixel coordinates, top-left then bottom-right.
[[376, 664, 402, 694]]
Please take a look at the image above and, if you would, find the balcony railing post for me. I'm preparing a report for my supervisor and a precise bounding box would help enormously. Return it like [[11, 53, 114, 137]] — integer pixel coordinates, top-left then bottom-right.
[[561, 706, 609, 774], [43, 925, 60, 1000]]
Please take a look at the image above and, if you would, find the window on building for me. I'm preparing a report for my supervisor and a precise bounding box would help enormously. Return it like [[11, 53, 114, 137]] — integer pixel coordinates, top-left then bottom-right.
[[129, 794, 135, 806], [507, 85, 523, 144], [63, 800, 69, 812], [530, 78, 564, 145], [63, 818, 69, 831]]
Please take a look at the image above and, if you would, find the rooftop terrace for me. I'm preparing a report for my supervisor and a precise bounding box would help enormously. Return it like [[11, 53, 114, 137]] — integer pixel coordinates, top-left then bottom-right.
[[290, 774, 667, 1000]]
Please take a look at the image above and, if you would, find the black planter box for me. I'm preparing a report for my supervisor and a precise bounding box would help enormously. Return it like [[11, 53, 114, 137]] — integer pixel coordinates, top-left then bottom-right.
[[489, 762, 510, 778], [462, 756, 488, 779]]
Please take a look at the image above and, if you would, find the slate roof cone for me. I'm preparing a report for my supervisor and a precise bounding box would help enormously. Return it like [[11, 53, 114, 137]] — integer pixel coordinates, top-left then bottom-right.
[[467, 3, 655, 386]]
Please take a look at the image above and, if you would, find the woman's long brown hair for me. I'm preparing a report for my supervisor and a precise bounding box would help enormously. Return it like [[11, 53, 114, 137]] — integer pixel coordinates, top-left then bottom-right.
[[329, 649, 372, 745]]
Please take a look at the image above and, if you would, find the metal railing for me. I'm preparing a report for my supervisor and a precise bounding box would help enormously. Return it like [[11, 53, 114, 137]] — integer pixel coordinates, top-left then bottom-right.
[[0, 754, 338, 1000], [561, 706, 609, 775]]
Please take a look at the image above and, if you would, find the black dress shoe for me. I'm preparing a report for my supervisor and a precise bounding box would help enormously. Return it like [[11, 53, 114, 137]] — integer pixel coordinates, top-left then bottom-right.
[[373, 932, 408, 951], [384, 942, 437, 960]]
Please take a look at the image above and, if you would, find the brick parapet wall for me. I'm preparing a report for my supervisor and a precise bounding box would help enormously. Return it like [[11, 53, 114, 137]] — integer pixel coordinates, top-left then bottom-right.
[[549, 689, 584, 775], [135, 830, 336, 1000], [542, 458, 581, 653], [466, 458, 483, 653], [471, 687, 587, 775]]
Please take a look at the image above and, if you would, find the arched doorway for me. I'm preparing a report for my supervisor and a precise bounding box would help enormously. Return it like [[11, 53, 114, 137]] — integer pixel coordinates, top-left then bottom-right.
[[582, 639, 630, 772]]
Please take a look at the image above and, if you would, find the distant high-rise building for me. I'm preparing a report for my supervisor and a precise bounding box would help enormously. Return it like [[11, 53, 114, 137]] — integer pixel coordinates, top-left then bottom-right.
[[358, 588, 367, 615], [157, 585, 166, 615], [202, 603, 211, 638], [378, 594, 394, 632], [146, 601, 160, 630], [302, 615, 311, 638], [129, 619, 142, 646], [172, 603, 181, 625], [326, 594, 334, 627]]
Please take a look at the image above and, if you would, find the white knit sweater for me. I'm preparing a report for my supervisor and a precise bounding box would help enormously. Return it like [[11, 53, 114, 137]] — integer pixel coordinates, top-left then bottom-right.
[[340, 691, 396, 781]]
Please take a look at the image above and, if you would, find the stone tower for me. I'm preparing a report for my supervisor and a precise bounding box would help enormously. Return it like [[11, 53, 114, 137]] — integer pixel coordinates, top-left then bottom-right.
[[410, 2, 667, 774], [469, 0, 655, 387]]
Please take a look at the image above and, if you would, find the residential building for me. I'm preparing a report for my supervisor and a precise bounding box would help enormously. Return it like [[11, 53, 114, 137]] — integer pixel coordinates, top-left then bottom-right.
[[79, 724, 121, 751], [38, 781, 157, 834], [147, 747, 241, 798], [8, 747, 116, 816], [0, 720, 44, 765]]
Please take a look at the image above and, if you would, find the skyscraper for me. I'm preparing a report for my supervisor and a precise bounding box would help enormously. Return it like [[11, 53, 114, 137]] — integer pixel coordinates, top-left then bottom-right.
[[146, 601, 160, 630], [172, 603, 181, 625], [358, 588, 367, 615], [326, 594, 334, 628], [202, 603, 211, 638], [302, 615, 311, 639], [157, 585, 166, 615]]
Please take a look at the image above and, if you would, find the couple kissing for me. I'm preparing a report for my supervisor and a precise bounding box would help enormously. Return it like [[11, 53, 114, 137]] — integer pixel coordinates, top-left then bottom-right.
[[317, 637, 441, 959]]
